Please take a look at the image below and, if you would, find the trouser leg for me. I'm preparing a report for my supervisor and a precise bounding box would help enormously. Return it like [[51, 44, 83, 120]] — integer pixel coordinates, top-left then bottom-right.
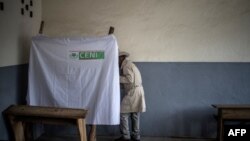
[[131, 112, 140, 140], [120, 113, 130, 139]]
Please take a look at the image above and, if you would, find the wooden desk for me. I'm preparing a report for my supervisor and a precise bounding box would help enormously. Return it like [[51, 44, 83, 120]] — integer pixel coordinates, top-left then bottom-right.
[[212, 104, 250, 141], [3, 105, 88, 141]]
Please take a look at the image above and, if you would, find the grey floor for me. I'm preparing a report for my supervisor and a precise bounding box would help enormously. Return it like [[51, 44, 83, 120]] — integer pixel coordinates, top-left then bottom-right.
[[36, 135, 216, 141]]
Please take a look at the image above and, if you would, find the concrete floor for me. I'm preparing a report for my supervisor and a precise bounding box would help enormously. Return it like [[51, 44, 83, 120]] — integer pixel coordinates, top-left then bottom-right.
[[36, 135, 216, 141]]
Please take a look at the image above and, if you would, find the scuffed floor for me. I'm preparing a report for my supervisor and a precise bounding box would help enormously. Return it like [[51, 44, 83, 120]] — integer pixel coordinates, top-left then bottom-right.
[[36, 135, 216, 141]]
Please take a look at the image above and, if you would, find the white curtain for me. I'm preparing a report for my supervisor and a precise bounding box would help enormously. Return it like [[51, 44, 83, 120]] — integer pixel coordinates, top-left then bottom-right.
[[27, 35, 120, 125]]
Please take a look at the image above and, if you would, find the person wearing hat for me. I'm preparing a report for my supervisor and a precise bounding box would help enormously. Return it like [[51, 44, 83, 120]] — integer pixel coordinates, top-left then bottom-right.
[[115, 51, 146, 141]]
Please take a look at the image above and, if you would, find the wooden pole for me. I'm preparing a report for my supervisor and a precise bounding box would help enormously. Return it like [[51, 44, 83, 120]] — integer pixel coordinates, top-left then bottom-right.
[[108, 26, 115, 35], [39, 21, 44, 34], [89, 26, 115, 141], [89, 125, 96, 141]]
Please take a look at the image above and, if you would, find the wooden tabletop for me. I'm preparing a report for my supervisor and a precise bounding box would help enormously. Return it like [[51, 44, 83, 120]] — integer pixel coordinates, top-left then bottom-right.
[[212, 104, 250, 109], [3, 105, 88, 119]]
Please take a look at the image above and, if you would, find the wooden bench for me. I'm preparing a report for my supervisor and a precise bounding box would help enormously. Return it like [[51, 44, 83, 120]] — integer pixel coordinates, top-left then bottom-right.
[[3, 105, 88, 141], [212, 104, 250, 141]]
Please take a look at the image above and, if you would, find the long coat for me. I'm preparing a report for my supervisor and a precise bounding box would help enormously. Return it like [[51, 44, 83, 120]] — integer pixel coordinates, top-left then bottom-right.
[[120, 59, 146, 113]]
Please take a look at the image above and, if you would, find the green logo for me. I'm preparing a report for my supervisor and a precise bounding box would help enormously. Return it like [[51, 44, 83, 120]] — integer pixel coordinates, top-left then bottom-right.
[[69, 52, 79, 59], [69, 51, 104, 60]]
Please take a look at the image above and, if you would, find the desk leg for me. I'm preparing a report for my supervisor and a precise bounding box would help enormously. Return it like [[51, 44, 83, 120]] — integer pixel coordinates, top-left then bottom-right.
[[220, 119, 224, 141], [217, 110, 223, 141], [24, 123, 33, 141], [89, 125, 96, 141], [77, 118, 87, 141], [8, 115, 25, 141]]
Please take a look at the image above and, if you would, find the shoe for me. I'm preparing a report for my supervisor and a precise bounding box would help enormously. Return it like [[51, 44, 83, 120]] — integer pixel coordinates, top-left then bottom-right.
[[114, 136, 131, 141]]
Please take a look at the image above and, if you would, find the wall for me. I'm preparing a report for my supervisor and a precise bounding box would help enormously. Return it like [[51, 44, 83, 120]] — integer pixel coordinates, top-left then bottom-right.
[[0, 0, 41, 67], [42, 0, 250, 62], [135, 62, 250, 137], [0, 0, 41, 140], [41, 0, 250, 138], [0, 64, 29, 140]]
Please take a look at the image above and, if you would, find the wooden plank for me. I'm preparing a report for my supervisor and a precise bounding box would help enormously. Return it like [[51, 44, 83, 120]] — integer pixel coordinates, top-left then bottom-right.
[[221, 109, 250, 119], [14, 116, 77, 125], [212, 104, 250, 109], [4, 105, 87, 119]]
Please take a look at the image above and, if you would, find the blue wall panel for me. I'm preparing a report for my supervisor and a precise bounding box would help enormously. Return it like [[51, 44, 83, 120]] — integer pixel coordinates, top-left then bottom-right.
[[137, 62, 250, 137], [1, 63, 250, 140], [98, 63, 250, 138], [0, 64, 28, 140]]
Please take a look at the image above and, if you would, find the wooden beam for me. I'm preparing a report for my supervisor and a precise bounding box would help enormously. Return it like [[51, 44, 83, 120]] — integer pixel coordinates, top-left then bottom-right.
[[88, 26, 115, 141], [39, 21, 44, 34], [89, 125, 96, 141], [108, 26, 115, 35]]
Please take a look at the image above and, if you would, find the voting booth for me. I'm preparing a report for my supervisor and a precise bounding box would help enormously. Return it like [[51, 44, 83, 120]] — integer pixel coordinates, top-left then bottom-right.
[[27, 35, 120, 125]]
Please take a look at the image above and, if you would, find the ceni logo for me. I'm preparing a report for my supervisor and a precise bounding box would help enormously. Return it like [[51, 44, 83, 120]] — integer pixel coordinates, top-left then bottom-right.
[[69, 51, 105, 60]]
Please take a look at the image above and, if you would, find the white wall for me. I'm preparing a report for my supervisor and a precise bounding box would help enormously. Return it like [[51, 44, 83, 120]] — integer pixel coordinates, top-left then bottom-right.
[[0, 0, 41, 67], [42, 0, 250, 62]]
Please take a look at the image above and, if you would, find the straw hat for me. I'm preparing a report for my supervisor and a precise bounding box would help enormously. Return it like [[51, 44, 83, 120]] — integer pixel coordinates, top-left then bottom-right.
[[119, 51, 130, 57]]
